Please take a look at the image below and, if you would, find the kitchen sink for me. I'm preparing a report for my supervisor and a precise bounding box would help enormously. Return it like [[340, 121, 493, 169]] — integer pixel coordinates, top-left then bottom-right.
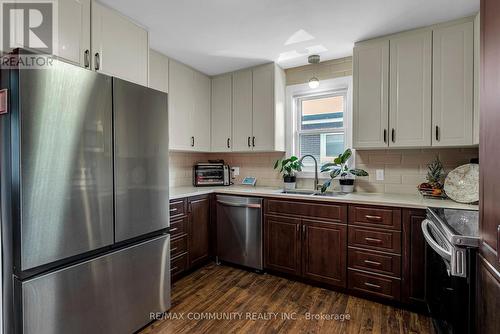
[[279, 189, 347, 197]]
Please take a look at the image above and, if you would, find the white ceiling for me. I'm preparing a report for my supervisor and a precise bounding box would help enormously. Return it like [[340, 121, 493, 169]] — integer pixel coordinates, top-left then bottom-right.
[[100, 0, 479, 75]]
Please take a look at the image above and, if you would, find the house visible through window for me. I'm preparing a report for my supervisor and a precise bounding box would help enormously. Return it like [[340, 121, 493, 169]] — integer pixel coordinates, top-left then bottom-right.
[[296, 92, 347, 169]]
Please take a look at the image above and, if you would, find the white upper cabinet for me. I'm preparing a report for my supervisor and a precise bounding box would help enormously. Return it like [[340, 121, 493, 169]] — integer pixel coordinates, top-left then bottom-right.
[[353, 40, 389, 149], [432, 20, 474, 146], [169, 60, 194, 150], [232, 69, 254, 151], [192, 71, 211, 152], [149, 49, 169, 93], [353, 16, 477, 150], [389, 31, 432, 147], [55, 0, 91, 68], [211, 74, 232, 152], [91, 1, 148, 86], [473, 13, 480, 145], [168, 59, 211, 151]]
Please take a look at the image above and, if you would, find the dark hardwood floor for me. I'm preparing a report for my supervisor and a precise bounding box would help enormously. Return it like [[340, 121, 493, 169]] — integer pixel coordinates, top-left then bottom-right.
[[141, 263, 433, 334]]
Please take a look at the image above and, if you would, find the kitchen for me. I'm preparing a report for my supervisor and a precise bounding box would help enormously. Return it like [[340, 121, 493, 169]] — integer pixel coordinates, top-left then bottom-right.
[[0, 0, 498, 333]]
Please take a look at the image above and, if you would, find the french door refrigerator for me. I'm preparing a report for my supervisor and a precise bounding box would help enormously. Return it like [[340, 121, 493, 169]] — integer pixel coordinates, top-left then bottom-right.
[[0, 55, 170, 334]]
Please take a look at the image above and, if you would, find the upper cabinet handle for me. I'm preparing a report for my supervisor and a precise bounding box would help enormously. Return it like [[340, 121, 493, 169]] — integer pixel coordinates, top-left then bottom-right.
[[227, 138, 230, 149], [391, 128, 395, 143], [435, 126, 440, 141], [94, 52, 100, 71], [383, 129, 387, 143], [84, 49, 90, 68], [247, 137, 251, 147], [191, 136, 195, 147], [252, 136, 255, 147]]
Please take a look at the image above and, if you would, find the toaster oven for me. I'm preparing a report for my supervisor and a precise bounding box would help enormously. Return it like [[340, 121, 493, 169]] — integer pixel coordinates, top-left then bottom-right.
[[193, 163, 231, 186]]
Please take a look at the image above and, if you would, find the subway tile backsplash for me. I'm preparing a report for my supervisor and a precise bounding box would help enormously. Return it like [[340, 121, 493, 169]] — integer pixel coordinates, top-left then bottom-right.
[[169, 148, 478, 195]]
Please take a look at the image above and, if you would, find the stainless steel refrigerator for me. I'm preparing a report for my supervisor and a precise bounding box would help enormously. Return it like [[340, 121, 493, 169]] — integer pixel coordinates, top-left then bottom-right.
[[0, 55, 170, 334]]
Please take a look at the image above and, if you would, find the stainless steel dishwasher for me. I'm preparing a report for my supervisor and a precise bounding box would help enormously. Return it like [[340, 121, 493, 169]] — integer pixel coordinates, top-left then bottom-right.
[[216, 195, 263, 270]]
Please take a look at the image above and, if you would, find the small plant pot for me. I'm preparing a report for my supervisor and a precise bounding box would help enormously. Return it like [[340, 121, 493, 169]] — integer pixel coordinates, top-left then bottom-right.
[[283, 175, 296, 190], [339, 179, 354, 193]]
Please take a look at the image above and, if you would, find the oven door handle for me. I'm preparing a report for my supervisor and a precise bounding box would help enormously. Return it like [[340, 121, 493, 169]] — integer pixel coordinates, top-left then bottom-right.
[[421, 219, 452, 261]]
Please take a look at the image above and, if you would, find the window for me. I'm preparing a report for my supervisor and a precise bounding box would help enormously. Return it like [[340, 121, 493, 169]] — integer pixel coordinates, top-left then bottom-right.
[[295, 92, 347, 169]]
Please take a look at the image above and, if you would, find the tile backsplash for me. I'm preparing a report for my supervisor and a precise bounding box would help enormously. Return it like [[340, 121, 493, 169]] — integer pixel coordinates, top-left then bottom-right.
[[169, 148, 478, 195]]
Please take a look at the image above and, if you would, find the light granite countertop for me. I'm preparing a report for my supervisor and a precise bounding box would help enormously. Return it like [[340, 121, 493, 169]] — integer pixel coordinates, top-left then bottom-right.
[[170, 185, 478, 211]]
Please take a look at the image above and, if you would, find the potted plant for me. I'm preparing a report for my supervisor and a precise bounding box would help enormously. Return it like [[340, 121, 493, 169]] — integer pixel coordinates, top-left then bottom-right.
[[320, 148, 368, 193], [418, 156, 446, 197], [273, 156, 303, 190]]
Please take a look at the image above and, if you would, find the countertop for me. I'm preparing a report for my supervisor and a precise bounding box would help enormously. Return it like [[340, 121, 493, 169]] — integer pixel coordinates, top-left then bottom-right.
[[169, 185, 478, 211]]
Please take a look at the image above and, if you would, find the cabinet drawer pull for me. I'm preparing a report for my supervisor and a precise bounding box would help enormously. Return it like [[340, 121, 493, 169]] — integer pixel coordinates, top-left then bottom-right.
[[364, 259, 382, 266], [170, 227, 179, 232], [365, 237, 382, 244], [94, 52, 100, 71], [171, 247, 178, 252], [364, 282, 381, 289], [84, 49, 90, 68], [365, 215, 382, 222], [170, 207, 178, 212]]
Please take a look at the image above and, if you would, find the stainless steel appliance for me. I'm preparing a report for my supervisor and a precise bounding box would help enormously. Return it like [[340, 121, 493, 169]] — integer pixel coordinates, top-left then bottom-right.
[[0, 53, 170, 334], [193, 162, 230, 186], [216, 195, 263, 270], [422, 208, 479, 334]]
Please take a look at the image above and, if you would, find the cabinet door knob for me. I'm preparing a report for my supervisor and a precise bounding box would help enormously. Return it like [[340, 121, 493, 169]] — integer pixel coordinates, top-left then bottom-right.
[[94, 52, 100, 71], [84, 50, 90, 68]]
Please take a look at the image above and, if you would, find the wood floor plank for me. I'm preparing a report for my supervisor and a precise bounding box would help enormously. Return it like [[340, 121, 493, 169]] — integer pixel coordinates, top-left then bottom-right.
[[141, 263, 433, 334]]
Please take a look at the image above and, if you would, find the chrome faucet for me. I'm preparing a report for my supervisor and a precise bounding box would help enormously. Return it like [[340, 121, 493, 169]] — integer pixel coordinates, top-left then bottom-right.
[[299, 155, 320, 191]]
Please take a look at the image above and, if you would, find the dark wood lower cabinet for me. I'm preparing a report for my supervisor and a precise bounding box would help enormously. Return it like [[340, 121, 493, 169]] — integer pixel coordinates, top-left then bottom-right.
[[401, 209, 426, 309], [476, 255, 500, 334], [265, 215, 301, 276], [188, 195, 210, 268], [302, 220, 347, 287]]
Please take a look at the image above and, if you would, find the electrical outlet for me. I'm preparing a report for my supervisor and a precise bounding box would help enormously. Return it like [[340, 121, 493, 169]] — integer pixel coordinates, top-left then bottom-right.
[[376, 169, 384, 181], [232, 167, 240, 176]]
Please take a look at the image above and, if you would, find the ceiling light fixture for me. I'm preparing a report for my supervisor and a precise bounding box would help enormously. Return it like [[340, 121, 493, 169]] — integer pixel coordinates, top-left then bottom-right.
[[308, 54, 321, 89]]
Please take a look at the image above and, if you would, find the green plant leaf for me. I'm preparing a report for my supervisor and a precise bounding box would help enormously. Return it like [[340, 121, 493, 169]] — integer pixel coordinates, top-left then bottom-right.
[[321, 180, 331, 193], [341, 148, 352, 162], [273, 159, 280, 169], [334, 156, 342, 164], [289, 156, 298, 162], [320, 162, 337, 172], [350, 168, 369, 177], [330, 168, 341, 179]]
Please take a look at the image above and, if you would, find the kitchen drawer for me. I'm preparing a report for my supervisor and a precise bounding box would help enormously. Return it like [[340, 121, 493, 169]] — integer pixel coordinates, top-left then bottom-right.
[[348, 269, 401, 301], [348, 247, 401, 277], [266, 199, 347, 222], [171, 253, 188, 278], [170, 216, 187, 237], [170, 199, 186, 219], [349, 205, 401, 231], [171, 235, 188, 258], [348, 226, 401, 254]]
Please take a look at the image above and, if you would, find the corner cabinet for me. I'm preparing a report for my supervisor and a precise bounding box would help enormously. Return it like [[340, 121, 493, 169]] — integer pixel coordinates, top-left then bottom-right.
[[91, 1, 149, 86], [168, 59, 211, 151], [353, 16, 479, 149]]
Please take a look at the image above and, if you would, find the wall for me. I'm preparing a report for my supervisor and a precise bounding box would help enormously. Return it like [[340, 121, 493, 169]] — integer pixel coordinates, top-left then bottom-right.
[[285, 57, 352, 85]]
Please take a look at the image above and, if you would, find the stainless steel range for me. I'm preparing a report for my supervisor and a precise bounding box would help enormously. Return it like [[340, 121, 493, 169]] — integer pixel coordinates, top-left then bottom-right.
[[0, 51, 170, 334], [422, 207, 479, 334]]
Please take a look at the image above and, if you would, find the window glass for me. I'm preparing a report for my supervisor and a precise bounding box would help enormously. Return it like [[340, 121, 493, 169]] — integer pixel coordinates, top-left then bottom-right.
[[301, 96, 344, 130]]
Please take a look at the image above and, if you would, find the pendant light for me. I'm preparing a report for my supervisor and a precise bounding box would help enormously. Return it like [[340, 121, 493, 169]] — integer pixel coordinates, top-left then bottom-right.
[[308, 54, 320, 89]]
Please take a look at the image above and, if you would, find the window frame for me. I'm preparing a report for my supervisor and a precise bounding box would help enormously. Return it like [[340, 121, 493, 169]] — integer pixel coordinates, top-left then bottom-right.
[[294, 90, 348, 168]]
